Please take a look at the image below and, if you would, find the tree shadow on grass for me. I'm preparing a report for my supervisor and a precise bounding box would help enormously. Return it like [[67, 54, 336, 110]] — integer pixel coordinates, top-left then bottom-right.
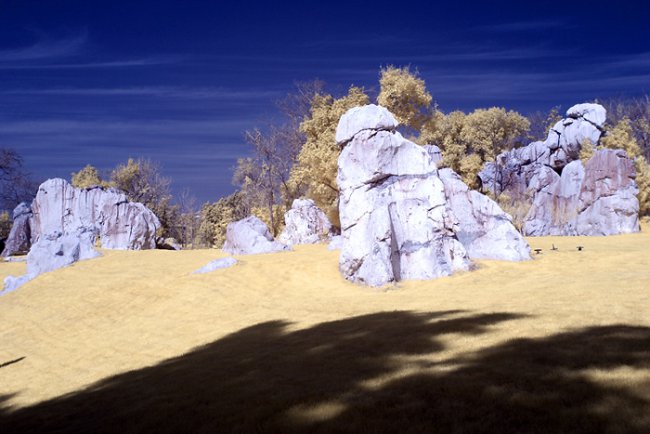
[[1, 310, 649, 433]]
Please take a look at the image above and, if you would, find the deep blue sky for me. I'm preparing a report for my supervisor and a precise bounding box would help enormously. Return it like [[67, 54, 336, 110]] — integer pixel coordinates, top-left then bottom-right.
[[2, 0, 650, 204]]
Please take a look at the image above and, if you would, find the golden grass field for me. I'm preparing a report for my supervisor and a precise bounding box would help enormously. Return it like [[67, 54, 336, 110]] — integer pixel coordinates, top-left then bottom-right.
[[1, 225, 650, 433]]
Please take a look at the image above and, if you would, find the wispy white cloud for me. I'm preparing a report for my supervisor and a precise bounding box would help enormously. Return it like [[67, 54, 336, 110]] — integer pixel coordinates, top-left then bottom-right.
[[0, 56, 182, 70], [0, 31, 184, 69], [0, 31, 88, 62], [0, 86, 282, 99]]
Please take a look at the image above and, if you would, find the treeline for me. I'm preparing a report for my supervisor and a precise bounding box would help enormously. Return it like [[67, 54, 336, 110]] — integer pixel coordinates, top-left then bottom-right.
[[3, 67, 650, 246], [201, 67, 650, 246], [68, 158, 197, 245]]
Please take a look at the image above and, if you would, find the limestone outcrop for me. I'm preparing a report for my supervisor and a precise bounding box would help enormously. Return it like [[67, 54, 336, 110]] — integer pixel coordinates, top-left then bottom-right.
[[3, 231, 100, 294], [2, 178, 160, 292], [1, 202, 33, 257], [222, 216, 290, 255], [337, 105, 472, 287], [479, 103, 639, 236], [30, 179, 160, 250], [524, 149, 639, 235], [278, 199, 334, 246], [439, 169, 530, 261], [479, 103, 607, 197]]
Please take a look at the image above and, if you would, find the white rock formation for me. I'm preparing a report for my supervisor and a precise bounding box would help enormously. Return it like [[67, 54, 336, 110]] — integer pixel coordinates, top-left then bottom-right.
[[480, 103, 607, 195], [478, 103, 639, 236], [574, 149, 639, 235], [439, 169, 530, 261], [193, 257, 237, 274], [327, 235, 343, 251], [335, 104, 399, 145], [522, 150, 639, 236], [423, 144, 443, 166], [3, 231, 100, 294], [566, 103, 607, 126], [337, 105, 471, 287], [278, 199, 334, 246], [222, 216, 290, 255], [30, 179, 160, 250], [1, 202, 33, 257]]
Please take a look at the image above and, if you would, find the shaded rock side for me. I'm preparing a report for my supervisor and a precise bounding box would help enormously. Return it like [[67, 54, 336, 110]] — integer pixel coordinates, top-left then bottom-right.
[[222, 216, 290, 255], [574, 149, 639, 235], [439, 169, 530, 261], [30, 178, 160, 250], [523, 150, 639, 236], [1, 202, 33, 257], [337, 105, 470, 287], [157, 237, 182, 251], [523, 161, 585, 236], [477, 102, 638, 236], [278, 199, 334, 246], [479, 103, 606, 196]]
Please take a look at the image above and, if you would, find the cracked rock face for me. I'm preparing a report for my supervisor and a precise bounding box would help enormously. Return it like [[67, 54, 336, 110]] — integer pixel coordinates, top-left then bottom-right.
[[222, 216, 290, 255], [337, 105, 471, 287], [1, 202, 33, 257], [522, 150, 639, 236], [335, 104, 399, 145], [439, 169, 530, 261], [478, 103, 639, 236], [277, 198, 334, 246], [479, 103, 606, 196], [30, 178, 160, 250]]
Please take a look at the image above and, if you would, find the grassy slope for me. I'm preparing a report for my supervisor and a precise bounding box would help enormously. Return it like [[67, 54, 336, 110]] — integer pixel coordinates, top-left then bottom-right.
[[1, 226, 649, 433]]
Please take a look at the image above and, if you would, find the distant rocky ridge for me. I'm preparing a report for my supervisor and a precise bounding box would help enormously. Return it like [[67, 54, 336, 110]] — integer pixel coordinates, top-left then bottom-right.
[[479, 103, 639, 236], [336, 104, 530, 287]]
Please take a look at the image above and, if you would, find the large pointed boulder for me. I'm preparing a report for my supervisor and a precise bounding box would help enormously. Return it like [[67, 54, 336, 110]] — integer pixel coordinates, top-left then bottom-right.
[[337, 105, 471, 287]]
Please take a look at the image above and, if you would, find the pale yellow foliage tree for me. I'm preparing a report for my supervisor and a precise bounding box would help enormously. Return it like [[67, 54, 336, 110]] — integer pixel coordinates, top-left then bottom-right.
[[110, 158, 178, 237], [578, 139, 596, 163], [71, 164, 108, 188], [289, 86, 369, 226], [425, 111, 468, 172], [636, 160, 650, 216], [461, 107, 530, 192], [601, 118, 650, 216], [198, 191, 250, 248], [0, 210, 11, 240], [377, 66, 433, 131], [600, 118, 642, 158]]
